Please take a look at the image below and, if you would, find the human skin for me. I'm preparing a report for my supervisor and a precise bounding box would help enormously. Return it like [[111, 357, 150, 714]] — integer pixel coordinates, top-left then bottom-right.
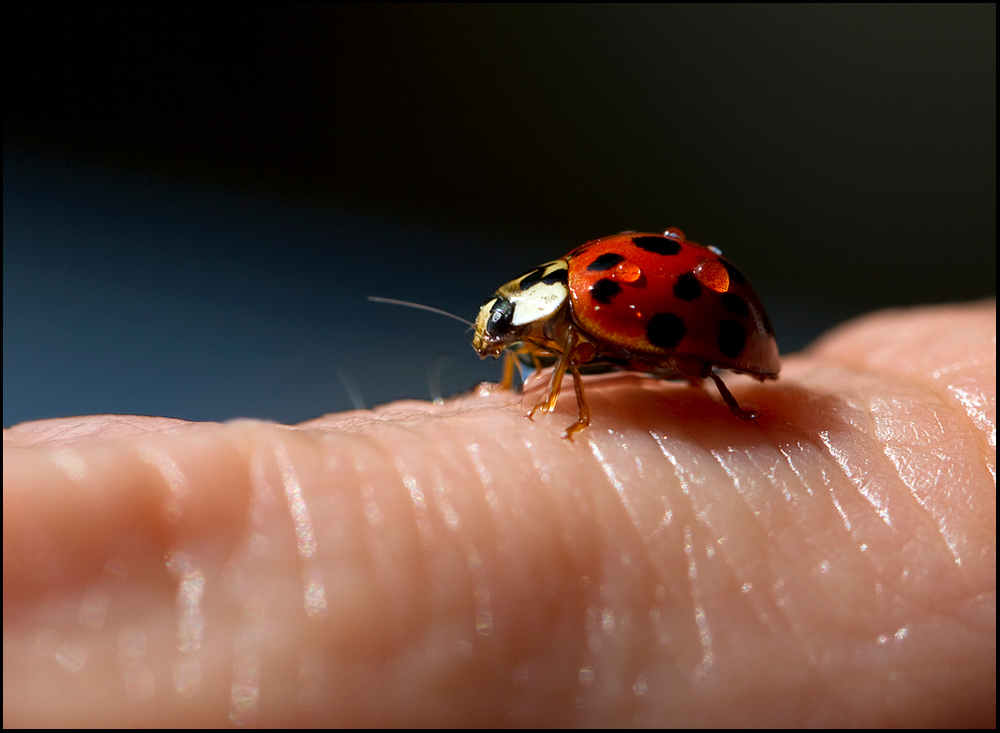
[[3, 300, 995, 727]]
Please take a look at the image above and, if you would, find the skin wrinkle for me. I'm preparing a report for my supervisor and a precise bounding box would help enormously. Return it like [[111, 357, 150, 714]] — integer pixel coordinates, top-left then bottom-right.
[[274, 427, 507, 726], [227, 435, 311, 725], [486, 438, 590, 725], [818, 372, 992, 590], [878, 436, 966, 570], [946, 380, 996, 456], [817, 427, 935, 613], [468, 428, 616, 723], [782, 441, 893, 639], [425, 442, 494, 636], [647, 436, 738, 680], [820, 380, 995, 628], [589, 439, 644, 534], [465, 442, 528, 595], [717, 440, 811, 578], [370, 424, 517, 716], [809, 304, 995, 473], [822, 423, 899, 530], [566, 436, 680, 721], [691, 444, 815, 649], [349, 430, 433, 651], [430, 449, 499, 639], [316, 436, 390, 646], [660, 369, 987, 703], [505, 431, 680, 724]]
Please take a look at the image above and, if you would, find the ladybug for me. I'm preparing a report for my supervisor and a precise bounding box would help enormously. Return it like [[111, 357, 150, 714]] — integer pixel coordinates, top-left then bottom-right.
[[472, 228, 780, 438]]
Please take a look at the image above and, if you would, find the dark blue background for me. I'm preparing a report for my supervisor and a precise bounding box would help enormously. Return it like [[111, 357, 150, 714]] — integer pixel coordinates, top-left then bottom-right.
[[4, 6, 995, 427]]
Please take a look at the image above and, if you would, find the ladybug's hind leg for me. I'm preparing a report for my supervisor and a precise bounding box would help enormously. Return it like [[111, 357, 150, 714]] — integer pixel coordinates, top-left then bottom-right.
[[709, 371, 757, 421]]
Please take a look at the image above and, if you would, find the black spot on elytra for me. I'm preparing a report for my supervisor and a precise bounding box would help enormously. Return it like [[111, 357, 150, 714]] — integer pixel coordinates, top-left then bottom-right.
[[541, 267, 568, 285], [587, 253, 626, 272], [632, 235, 682, 256], [647, 312, 686, 349], [719, 259, 746, 286], [486, 298, 514, 338], [718, 320, 747, 358], [720, 292, 749, 318], [516, 267, 544, 291], [590, 279, 622, 304], [673, 273, 702, 301]]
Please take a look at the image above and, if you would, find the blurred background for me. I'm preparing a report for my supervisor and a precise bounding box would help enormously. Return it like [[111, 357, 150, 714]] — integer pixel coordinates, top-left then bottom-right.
[[4, 5, 995, 427]]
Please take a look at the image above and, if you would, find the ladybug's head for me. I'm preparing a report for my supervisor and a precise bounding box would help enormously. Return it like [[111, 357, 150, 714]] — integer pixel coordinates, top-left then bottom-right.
[[472, 295, 520, 357], [472, 260, 569, 359]]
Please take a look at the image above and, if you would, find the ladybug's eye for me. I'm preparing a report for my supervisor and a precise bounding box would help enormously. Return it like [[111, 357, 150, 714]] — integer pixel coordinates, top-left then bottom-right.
[[486, 297, 515, 337]]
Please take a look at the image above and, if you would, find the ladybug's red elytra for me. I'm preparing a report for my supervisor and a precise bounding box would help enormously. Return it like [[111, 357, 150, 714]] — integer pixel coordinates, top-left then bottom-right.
[[473, 229, 780, 438]]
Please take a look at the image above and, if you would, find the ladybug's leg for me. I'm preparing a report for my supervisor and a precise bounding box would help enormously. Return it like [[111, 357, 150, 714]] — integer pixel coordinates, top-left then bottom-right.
[[562, 365, 591, 440], [526, 345, 571, 419], [709, 371, 756, 421], [499, 351, 518, 390], [527, 327, 594, 439], [526, 325, 584, 420]]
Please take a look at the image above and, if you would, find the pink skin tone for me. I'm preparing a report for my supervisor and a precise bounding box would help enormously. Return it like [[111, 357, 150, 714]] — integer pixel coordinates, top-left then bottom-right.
[[3, 300, 995, 726]]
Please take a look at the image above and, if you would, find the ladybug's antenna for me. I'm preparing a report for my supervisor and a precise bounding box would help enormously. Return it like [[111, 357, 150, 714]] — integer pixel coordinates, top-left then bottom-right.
[[367, 296, 474, 328]]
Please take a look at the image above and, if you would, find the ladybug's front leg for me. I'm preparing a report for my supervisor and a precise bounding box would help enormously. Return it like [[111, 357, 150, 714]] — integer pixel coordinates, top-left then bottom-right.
[[526, 339, 573, 420], [526, 326, 593, 439], [499, 351, 519, 391], [500, 346, 545, 391]]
